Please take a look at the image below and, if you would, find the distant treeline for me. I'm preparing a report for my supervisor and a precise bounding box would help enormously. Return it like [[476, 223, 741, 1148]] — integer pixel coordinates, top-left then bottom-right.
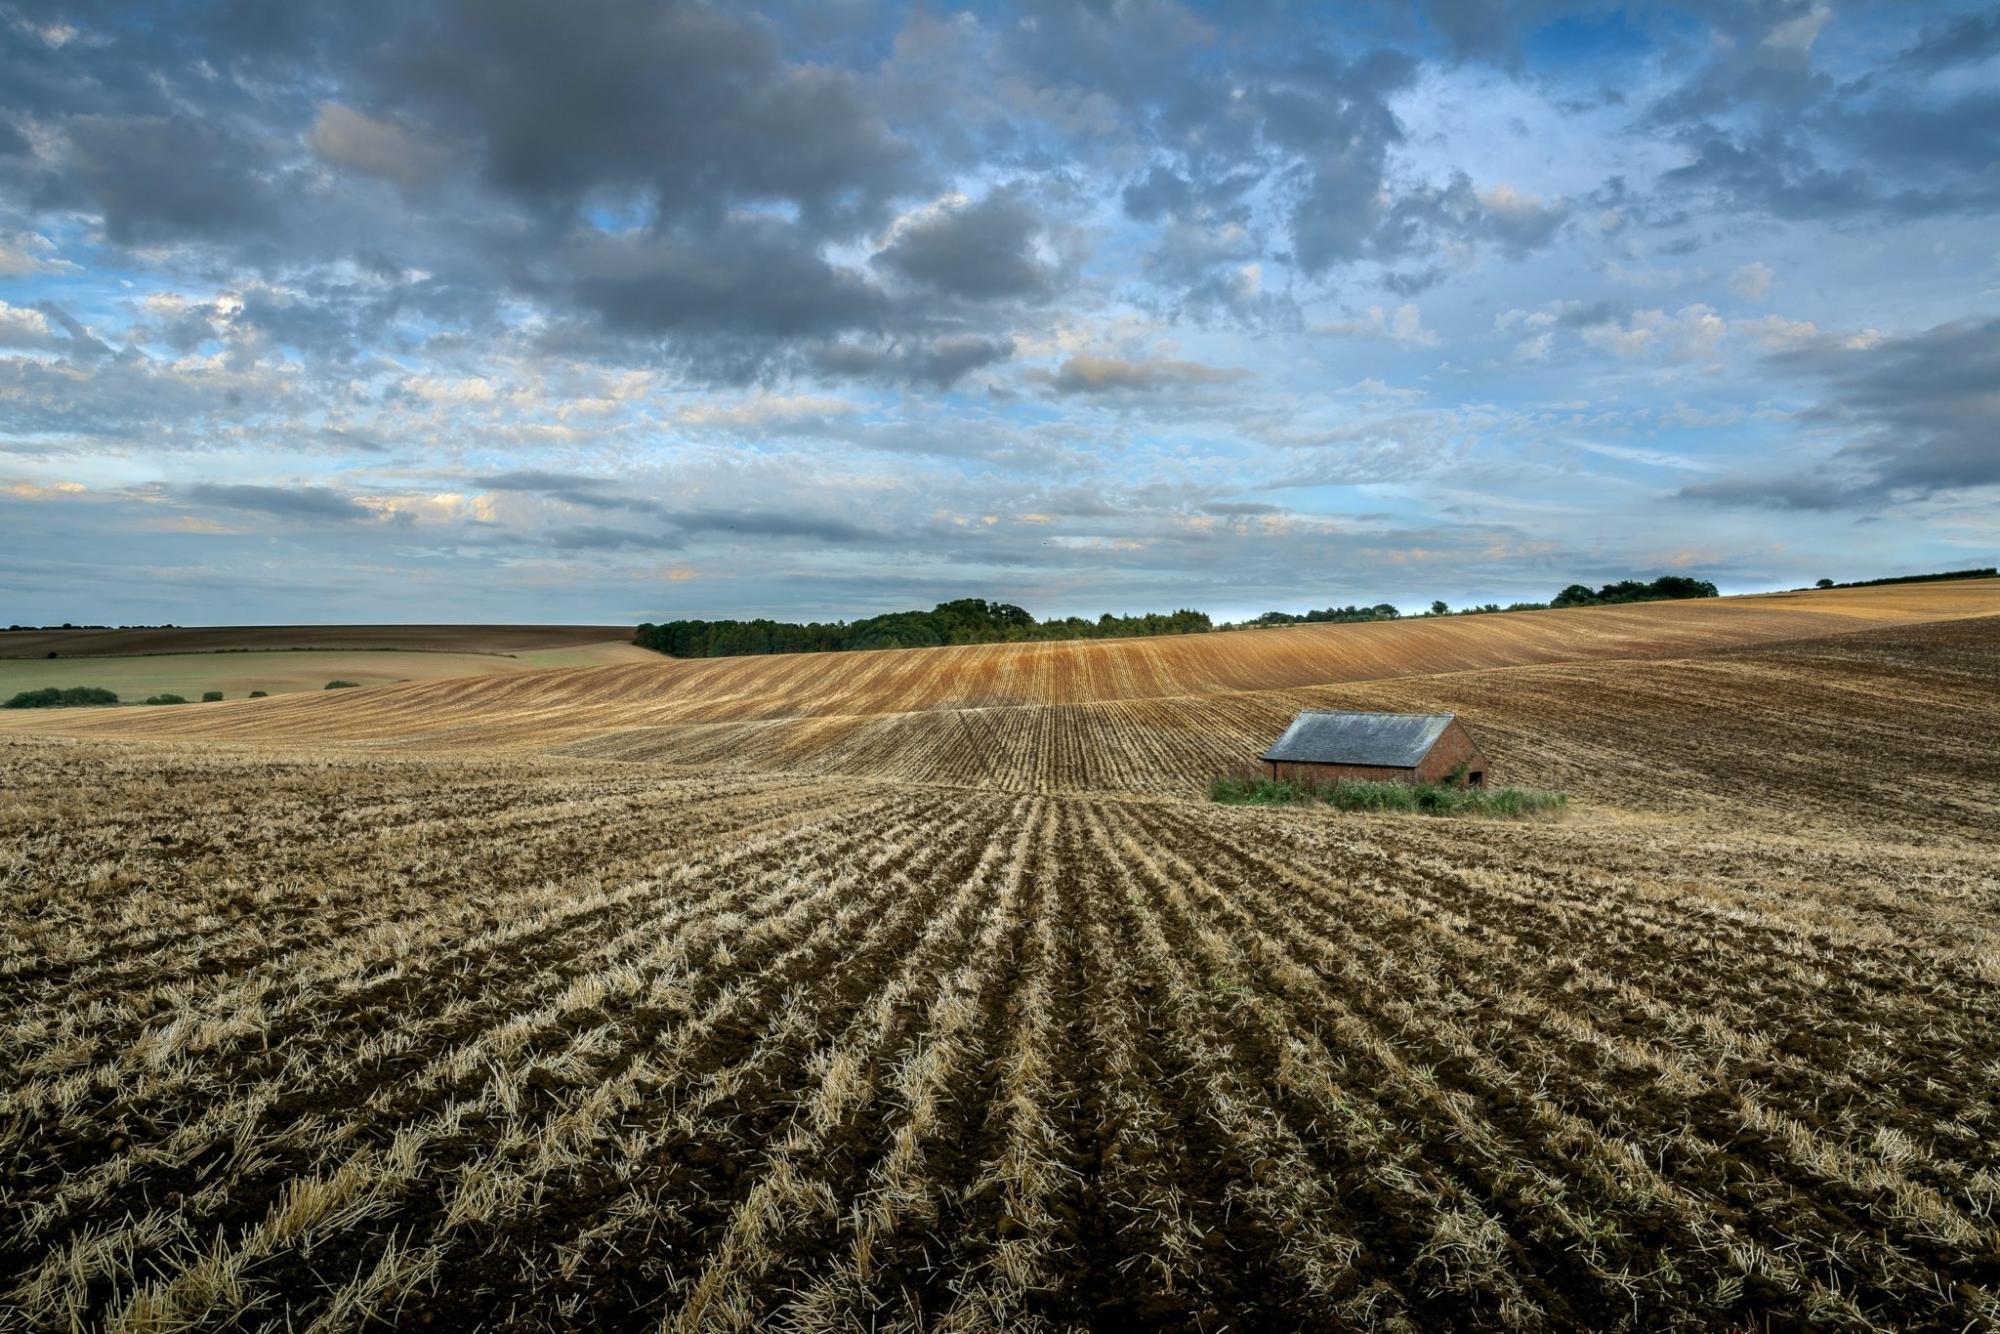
[[1224, 604, 1405, 629], [1227, 575, 1718, 628], [1809, 567, 1995, 590], [1551, 576, 1719, 608], [636, 598, 1213, 658]]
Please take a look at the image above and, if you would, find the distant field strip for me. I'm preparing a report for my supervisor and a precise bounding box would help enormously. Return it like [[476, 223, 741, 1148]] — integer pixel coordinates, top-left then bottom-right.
[[2, 745, 1994, 1329]]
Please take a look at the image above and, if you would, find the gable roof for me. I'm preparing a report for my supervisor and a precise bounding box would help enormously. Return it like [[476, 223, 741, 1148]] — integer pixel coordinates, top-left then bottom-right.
[[1260, 711, 1458, 768]]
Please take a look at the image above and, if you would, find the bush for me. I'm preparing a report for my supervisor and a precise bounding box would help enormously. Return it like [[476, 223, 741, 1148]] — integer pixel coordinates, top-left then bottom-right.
[[201, 690, 224, 701], [1210, 773, 1567, 818], [144, 693, 188, 705], [324, 680, 361, 690], [248, 690, 268, 698], [3, 685, 120, 708]]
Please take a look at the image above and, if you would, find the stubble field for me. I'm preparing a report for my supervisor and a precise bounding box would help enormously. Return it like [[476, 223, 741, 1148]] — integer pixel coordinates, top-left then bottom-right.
[[3, 583, 1997, 1330]]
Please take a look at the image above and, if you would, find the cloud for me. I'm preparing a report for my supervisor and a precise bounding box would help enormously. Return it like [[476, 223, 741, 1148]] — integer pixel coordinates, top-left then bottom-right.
[[1894, 11, 2000, 72], [378, 0, 918, 234], [4, 479, 86, 499], [184, 483, 375, 522], [1579, 305, 1727, 361], [479, 472, 885, 544], [670, 509, 879, 543], [1311, 303, 1439, 347], [812, 334, 1015, 387], [0, 300, 53, 348], [1733, 314, 1819, 351], [1032, 354, 1251, 396], [1681, 316, 2000, 509], [474, 469, 656, 514], [1476, 184, 1568, 258], [0, 233, 71, 278], [873, 189, 1058, 301], [307, 103, 449, 190], [544, 524, 681, 552], [47, 116, 274, 244], [550, 219, 888, 377], [1729, 261, 1774, 301]]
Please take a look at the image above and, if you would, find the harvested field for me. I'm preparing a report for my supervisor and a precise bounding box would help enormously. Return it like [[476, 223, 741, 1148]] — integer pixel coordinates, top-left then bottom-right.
[[2, 585, 1997, 1330]]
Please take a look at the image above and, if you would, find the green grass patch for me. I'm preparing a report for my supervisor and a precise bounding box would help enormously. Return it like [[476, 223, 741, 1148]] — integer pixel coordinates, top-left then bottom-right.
[[324, 679, 361, 689], [1209, 773, 1566, 818], [3, 685, 119, 708]]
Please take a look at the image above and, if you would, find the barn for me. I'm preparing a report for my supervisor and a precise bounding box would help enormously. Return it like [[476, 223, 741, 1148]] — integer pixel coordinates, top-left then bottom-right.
[[1260, 711, 1487, 787]]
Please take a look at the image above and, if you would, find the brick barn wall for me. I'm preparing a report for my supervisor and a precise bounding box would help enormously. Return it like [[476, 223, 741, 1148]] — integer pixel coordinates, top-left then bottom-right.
[[1268, 761, 1417, 785], [1414, 721, 1487, 784]]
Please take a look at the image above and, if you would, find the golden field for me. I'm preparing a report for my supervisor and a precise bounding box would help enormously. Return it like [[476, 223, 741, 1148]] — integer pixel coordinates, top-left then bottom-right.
[[2, 581, 1996, 1330]]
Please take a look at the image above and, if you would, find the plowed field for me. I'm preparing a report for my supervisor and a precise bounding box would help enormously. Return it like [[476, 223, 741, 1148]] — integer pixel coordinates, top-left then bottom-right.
[[3, 584, 1996, 1330]]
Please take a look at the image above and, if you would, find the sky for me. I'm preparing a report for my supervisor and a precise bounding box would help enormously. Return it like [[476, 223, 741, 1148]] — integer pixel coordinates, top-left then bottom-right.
[[0, 0, 1995, 627]]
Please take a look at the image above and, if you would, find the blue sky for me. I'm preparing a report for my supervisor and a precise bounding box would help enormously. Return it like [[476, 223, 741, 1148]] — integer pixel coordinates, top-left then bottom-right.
[[1, 0, 1995, 626]]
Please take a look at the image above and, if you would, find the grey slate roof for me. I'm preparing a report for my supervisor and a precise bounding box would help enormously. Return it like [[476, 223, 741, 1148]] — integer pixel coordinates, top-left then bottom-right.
[[1260, 711, 1456, 768]]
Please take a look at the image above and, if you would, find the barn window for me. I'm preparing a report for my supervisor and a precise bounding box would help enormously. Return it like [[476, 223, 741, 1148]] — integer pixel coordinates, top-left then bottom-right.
[[1467, 770, 1486, 787]]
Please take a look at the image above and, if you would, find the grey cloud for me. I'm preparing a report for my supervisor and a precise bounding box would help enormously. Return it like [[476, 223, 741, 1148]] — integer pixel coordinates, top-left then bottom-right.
[[872, 189, 1057, 301], [1896, 11, 2000, 71], [1676, 474, 1862, 512], [476, 469, 613, 495], [1380, 267, 1446, 296], [1374, 171, 1571, 267], [672, 509, 879, 543], [47, 115, 273, 244], [1265, 52, 1418, 274], [493, 476, 883, 544], [379, 0, 918, 235], [552, 219, 886, 365], [1121, 165, 1194, 222], [1840, 93, 2000, 177], [475, 469, 662, 514], [37, 303, 115, 360], [1412, 0, 1571, 64], [545, 524, 682, 552], [1558, 299, 1629, 328], [1681, 317, 2000, 510], [813, 334, 1015, 387], [1647, 10, 1830, 126], [184, 483, 374, 522]]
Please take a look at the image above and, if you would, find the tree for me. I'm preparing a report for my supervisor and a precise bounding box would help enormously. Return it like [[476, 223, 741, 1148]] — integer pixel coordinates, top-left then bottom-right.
[[1429, 600, 1449, 617], [1552, 584, 1597, 607], [1815, 578, 1835, 589]]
